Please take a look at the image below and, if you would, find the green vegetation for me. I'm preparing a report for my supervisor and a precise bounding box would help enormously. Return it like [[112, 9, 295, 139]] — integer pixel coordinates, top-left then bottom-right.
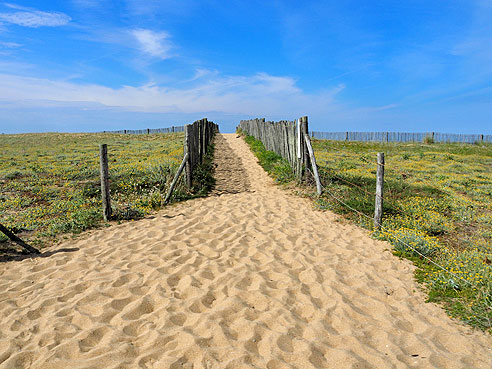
[[238, 129, 295, 184], [0, 132, 214, 251], [313, 139, 492, 332]]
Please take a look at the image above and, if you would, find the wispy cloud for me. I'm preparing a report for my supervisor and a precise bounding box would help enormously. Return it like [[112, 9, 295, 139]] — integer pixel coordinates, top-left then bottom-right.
[[131, 29, 172, 59], [0, 3, 71, 28], [0, 40, 20, 48], [0, 72, 343, 117]]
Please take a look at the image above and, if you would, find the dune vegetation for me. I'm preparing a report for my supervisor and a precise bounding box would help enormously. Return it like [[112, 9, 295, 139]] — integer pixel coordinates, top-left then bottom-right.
[[0, 132, 197, 250], [312, 139, 492, 332]]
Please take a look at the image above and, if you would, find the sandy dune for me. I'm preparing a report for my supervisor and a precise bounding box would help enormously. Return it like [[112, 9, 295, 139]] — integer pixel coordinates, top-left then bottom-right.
[[1, 133, 491, 369]]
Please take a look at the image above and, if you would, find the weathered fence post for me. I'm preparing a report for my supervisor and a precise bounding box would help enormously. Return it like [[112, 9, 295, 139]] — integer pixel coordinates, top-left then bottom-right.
[[147, 128, 150, 134], [99, 144, 111, 221], [300, 116, 311, 182], [345, 131, 348, 141], [124, 129, 127, 134], [374, 152, 384, 230]]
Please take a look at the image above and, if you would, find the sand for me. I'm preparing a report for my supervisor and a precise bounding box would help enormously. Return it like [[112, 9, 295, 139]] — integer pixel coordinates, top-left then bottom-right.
[[1, 133, 491, 369]]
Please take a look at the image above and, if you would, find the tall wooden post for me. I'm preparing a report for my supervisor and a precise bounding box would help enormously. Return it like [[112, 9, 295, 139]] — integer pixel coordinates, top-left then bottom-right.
[[300, 116, 311, 182], [99, 144, 111, 221], [374, 152, 384, 230], [184, 125, 192, 187]]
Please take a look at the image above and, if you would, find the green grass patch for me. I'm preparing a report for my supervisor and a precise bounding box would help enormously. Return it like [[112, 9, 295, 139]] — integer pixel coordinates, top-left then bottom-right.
[[239, 129, 295, 184]]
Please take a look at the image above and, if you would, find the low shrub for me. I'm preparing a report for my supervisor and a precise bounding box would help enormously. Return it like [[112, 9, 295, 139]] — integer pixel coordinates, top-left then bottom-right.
[[375, 227, 441, 257]]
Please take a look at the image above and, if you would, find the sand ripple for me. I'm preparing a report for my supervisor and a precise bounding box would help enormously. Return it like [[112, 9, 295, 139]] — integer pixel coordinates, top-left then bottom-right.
[[1, 134, 491, 368]]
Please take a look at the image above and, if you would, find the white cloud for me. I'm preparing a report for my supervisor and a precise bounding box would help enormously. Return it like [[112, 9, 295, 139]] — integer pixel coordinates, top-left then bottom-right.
[[132, 29, 172, 59], [0, 41, 20, 48], [0, 72, 344, 117], [0, 4, 71, 28]]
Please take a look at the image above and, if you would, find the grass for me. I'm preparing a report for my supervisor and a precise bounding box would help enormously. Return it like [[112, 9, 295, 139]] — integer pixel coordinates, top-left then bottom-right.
[[312, 139, 492, 332], [239, 130, 492, 332], [0, 132, 215, 251], [239, 129, 295, 184]]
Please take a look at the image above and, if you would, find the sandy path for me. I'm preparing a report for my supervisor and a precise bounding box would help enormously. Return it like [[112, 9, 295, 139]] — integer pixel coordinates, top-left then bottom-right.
[[1, 134, 491, 369]]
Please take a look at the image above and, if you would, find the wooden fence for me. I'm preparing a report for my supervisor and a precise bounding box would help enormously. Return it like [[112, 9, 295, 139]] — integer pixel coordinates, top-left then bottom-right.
[[311, 131, 492, 144], [102, 126, 184, 135], [99, 118, 218, 216], [184, 118, 218, 188], [238, 116, 321, 194]]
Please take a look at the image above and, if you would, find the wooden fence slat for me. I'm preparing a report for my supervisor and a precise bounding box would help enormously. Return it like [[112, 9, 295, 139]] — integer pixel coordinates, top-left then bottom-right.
[[184, 125, 192, 187]]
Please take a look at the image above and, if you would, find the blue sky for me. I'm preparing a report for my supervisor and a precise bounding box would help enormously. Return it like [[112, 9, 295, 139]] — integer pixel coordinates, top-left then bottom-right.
[[0, 0, 491, 133]]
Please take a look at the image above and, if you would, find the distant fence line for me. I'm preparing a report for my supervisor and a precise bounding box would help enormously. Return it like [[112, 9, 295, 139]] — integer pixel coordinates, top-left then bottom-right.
[[102, 126, 184, 135], [310, 131, 492, 144]]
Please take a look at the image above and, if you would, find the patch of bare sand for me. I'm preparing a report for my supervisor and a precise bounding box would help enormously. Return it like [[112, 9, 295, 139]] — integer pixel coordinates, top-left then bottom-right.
[[0, 133, 491, 368]]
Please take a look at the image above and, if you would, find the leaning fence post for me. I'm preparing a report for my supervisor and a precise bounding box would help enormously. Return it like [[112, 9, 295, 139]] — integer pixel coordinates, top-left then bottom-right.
[[374, 152, 384, 230], [164, 152, 189, 204], [99, 144, 111, 221], [304, 134, 322, 195], [0, 222, 40, 254]]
